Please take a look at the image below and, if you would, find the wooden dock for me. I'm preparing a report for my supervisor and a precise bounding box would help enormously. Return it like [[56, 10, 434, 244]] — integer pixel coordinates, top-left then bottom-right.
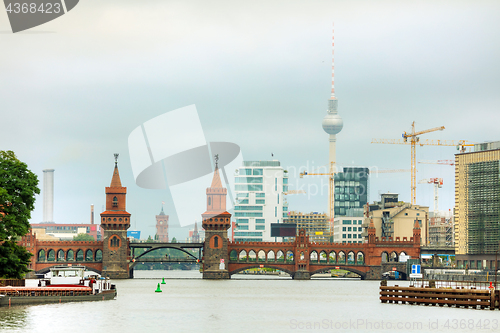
[[380, 281, 500, 310]]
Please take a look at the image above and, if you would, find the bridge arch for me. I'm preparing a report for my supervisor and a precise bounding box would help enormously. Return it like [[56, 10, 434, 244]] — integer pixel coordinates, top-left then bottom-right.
[[319, 251, 327, 263], [356, 251, 365, 265], [328, 251, 336, 264], [229, 264, 294, 277], [248, 250, 256, 262], [239, 250, 247, 261], [310, 251, 318, 263], [389, 251, 398, 262], [258, 250, 266, 262], [230, 250, 238, 261], [67, 249, 74, 261], [38, 249, 46, 262], [267, 250, 275, 262], [76, 249, 84, 261], [47, 249, 55, 262], [57, 249, 65, 261], [338, 251, 345, 264], [85, 249, 93, 261], [132, 245, 198, 262], [310, 267, 366, 280], [95, 249, 103, 261], [347, 251, 355, 265], [381, 251, 389, 263]]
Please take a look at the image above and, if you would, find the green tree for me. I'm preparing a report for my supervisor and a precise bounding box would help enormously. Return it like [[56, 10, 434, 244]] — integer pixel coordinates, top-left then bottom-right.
[[171, 237, 177, 243], [0, 151, 40, 279], [73, 233, 95, 241]]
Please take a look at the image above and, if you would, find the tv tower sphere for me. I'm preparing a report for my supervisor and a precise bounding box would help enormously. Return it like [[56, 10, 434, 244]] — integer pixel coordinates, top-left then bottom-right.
[[322, 113, 343, 135]]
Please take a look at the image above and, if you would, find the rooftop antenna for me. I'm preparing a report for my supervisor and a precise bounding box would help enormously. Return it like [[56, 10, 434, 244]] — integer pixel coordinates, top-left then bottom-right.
[[114, 153, 119, 166], [331, 22, 335, 98]]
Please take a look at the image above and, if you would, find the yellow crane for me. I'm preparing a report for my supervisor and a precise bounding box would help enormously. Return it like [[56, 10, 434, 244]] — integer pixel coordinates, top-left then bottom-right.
[[300, 162, 335, 232], [372, 121, 471, 205], [299, 166, 412, 239]]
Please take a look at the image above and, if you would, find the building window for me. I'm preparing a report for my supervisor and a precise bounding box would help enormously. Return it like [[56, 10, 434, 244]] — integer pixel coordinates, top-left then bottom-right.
[[256, 193, 265, 198], [234, 206, 263, 211], [208, 197, 211, 205], [342, 234, 346, 239], [253, 169, 263, 175], [256, 225, 265, 230], [342, 227, 346, 231], [256, 219, 265, 224], [348, 227, 351, 231], [214, 236, 219, 248], [256, 199, 265, 204], [275, 207, 277, 217], [110, 236, 120, 247], [112, 196, 118, 207], [237, 225, 249, 230]]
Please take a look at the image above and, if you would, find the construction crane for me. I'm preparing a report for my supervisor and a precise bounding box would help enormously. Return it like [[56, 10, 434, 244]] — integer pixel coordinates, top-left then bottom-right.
[[300, 162, 335, 233], [418, 178, 443, 215], [299, 167, 412, 239], [371, 169, 411, 174], [418, 160, 454, 166], [372, 121, 471, 205]]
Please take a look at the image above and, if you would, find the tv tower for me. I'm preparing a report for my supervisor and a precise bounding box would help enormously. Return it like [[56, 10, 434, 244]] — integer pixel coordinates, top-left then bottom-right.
[[322, 23, 343, 219]]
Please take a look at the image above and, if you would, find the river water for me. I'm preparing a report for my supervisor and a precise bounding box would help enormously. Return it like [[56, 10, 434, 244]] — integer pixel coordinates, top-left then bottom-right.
[[1, 270, 499, 333]]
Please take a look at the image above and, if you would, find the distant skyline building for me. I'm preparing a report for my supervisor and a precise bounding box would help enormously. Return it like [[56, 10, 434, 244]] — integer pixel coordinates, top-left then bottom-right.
[[333, 216, 364, 244], [321, 24, 343, 222], [234, 161, 288, 242], [42, 169, 55, 222], [156, 205, 169, 242], [287, 211, 329, 242]]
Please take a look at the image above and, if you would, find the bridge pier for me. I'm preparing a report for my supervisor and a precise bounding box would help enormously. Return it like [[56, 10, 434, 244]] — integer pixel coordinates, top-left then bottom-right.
[[203, 270, 230, 279], [293, 270, 311, 280], [365, 266, 382, 280]]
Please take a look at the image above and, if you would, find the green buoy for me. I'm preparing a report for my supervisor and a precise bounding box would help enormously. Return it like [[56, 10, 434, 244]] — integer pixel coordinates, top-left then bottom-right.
[[161, 278, 166, 284], [155, 283, 162, 293]]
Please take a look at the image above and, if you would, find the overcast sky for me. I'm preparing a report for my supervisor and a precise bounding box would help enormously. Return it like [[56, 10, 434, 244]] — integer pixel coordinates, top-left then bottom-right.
[[1, 0, 499, 240]]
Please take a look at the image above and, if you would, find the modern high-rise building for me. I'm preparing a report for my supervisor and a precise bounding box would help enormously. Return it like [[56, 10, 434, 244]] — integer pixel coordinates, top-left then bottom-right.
[[233, 161, 288, 242], [334, 167, 369, 217], [455, 141, 500, 269]]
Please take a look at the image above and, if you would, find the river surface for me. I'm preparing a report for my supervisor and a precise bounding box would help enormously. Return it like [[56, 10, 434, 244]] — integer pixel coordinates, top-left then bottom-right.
[[1, 270, 499, 333]]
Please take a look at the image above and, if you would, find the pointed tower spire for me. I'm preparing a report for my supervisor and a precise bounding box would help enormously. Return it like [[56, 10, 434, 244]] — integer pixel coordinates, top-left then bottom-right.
[[206, 155, 227, 212], [210, 154, 223, 188], [110, 153, 122, 187]]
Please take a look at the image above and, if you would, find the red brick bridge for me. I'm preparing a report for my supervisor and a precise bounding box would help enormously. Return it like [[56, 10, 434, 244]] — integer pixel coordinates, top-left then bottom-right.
[[225, 226, 421, 280]]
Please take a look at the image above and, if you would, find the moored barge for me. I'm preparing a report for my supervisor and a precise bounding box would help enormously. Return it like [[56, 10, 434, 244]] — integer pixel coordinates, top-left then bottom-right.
[[0, 265, 116, 307]]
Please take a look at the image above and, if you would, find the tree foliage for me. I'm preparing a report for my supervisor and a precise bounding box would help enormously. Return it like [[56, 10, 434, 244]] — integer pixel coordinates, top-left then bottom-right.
[[73, 233, 95, 241], [0, 150, 40, 278]]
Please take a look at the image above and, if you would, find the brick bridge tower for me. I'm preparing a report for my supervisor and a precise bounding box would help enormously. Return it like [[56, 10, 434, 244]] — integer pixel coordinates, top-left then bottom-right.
[[202, 155, 230, 279], [100, 154, 131, 278]]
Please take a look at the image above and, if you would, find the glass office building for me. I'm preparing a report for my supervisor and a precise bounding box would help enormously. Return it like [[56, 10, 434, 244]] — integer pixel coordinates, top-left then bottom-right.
[[334, 167, 369, 217]]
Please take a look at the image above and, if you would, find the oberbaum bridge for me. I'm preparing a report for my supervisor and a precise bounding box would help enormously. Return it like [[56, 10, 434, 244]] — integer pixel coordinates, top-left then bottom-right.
[[20, 158, 424, 280]]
